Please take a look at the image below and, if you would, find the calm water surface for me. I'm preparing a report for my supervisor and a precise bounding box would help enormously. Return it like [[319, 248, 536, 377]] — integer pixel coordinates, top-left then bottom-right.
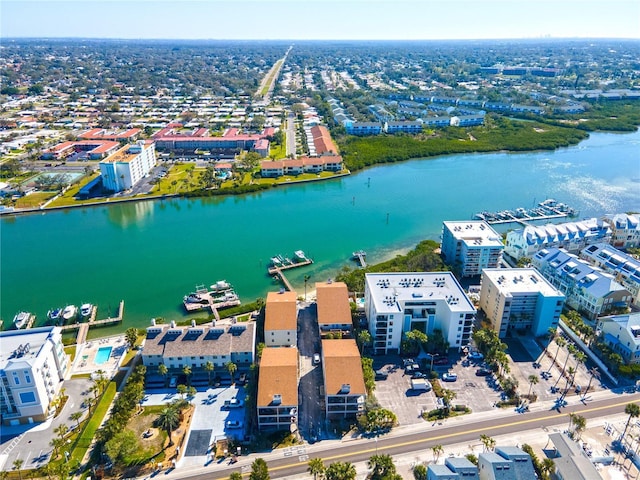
[[2, 130, 639, 334]]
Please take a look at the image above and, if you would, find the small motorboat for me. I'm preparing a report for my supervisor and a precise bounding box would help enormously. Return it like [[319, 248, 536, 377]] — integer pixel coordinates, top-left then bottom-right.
[[48, 308, 62, 322], [62, 305, 78, 322], [80, 303, 93, 317], [209, 280, 232, 293], [13, 311, 31, 329]]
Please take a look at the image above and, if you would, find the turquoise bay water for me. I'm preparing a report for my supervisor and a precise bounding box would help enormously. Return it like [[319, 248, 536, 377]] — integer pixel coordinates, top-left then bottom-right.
[[2, 130, 639, 335]]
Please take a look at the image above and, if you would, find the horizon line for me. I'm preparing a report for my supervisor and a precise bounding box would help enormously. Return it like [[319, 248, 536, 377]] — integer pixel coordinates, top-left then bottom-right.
[[2, 36, 640, 42]]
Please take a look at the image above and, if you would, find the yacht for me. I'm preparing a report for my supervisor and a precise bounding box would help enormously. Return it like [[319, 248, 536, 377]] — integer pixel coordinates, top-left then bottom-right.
[[294, 250, 307, 261], [209, 280, 232, 293], [62, 305, 78, 322], [80, 303, 93, 318], [13, 311, 31, 329]]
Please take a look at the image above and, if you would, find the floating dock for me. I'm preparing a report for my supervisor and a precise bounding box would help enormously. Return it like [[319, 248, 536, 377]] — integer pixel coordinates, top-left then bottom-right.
[[268, 251, 314, 291], [473, 199, 579, 225], [183, 285, 241, 313], [56, 301, 124, 344]]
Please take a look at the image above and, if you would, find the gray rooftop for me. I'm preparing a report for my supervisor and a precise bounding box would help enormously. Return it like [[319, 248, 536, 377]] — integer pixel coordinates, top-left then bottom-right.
[[0, 327, 60, 370]]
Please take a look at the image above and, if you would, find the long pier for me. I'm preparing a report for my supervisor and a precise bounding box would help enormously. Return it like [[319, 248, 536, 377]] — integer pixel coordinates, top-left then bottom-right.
[[473, 199, 579, 226], [352, 251, 367, 268], [270, 267, 294, 292], [267, 258, 313, 275]]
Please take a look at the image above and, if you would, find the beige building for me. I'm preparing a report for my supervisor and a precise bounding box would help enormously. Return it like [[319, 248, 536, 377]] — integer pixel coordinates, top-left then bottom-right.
[[479, 268, 565, 338], [257, 347, 299, 431], [322, 339, 366, 418], [316, 281, 352, 335], [264, 290, 298, 347]]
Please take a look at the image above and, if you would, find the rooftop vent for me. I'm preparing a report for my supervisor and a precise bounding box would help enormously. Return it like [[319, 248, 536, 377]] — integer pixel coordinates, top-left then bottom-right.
[[340, 384, 351, 394], [272, 394, 282, 405]]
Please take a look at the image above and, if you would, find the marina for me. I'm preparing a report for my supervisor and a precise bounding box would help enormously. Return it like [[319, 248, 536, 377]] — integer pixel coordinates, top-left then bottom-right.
[[183, 282, 241, 313], [267, 250, 313, 275], [12, 311, 35, 330], [473, 198, 579, 225]]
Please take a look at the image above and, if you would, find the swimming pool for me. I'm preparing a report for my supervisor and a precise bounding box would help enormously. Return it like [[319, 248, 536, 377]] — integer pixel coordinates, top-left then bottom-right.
[[94, 346, 112, 365]]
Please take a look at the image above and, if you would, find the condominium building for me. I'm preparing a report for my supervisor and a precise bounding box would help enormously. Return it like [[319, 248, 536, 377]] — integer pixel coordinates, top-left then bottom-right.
[[264, 290, 298, 347], [364, 272, 476, 354], [99, 140, 157, 192], [581, 243, 640, 306], [141, 321, 256, 369], [604, 213, 640, 249], [321, 339, 366, 418], [597, 313, 640, 365], [532, 248, 631, 320], [427, 446, 534, 480], [479, 268, 565, 338], [505, 218, 611, 261], [0, 327, 69, 425], [316, 281, 353, 335], [257, 347, 298, 430], [440, 221, 504, 277]]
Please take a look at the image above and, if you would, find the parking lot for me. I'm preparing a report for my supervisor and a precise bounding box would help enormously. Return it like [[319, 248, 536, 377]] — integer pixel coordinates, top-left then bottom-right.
[[371, 333, 606, 424]]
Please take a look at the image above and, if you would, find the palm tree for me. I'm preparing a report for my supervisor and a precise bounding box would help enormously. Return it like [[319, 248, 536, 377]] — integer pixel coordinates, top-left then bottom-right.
[[480, 434, 495, 452], [551, 336, 566, 371], [543, 327, 557, 357], [622, 403, 640, 438], [527, 374, 539, 398], [54, 423, 69, 440], [49, 437, 65, 458], [70, 411, 83, 429], [367, 454, 396, 480], [569, 413, 587, 440], [442, 389, 456, 414], [541, 458, 555, 477], [204, 361, 215, 386], [412, 464, 427, 480], [156, 404, 180, 446], [249, 458, 270, 480], [177, 384, 187, 399], [307, 458, 325, 480], [432, 444, 444, 463], [226, 361, 238, 384], [583, 367, 600, 398], [182, 365, 192, 386], [325, 461, 356, 480], [158, 363, 168, 386], [12, 459, 24, 480]]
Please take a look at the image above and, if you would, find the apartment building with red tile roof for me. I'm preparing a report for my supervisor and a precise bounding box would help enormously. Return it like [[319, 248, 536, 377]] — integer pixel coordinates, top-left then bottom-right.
[[257, 347, 299, 430]]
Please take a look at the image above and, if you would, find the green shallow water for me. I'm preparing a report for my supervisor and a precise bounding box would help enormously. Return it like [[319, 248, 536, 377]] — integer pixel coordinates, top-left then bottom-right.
[[2, 130, 639, 335]]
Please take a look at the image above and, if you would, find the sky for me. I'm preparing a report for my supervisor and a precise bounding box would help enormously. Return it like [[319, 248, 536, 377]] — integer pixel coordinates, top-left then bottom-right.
[[1, 0, 639, 41]]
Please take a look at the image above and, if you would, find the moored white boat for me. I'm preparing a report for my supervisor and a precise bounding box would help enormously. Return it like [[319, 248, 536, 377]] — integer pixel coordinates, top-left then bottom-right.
[[294, 250, 307, 261], [13, 311, 30, 329], [62, 305, 77, 322], [48, 308, 62, 322], [80, 303, 93, 317], [209, 280, 232, 293]]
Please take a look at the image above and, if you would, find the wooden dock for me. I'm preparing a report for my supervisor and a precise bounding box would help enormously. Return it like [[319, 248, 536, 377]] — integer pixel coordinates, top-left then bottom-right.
[[184, 294, 241, 314], [352, 251, 367, 268], [25, 314, 36, 330], [58, 301, 125, 344], [270, 267, 294, 291], [267, 258, 313, 275]]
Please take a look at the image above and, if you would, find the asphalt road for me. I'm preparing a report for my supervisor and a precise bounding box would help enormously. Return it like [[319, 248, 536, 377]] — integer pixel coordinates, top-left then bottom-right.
[[169, 392, 640, 480]]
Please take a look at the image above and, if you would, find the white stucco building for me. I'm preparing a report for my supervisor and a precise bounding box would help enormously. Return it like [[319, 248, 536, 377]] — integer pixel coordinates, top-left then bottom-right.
[[99, 140, 157, 192], [440, 221, 504, 277], [604, 213, 640, 249], [581, 243, 640, 306], [504, 218, 612, 261], [264, 290, 298, 347], [597, 313, 640, 365], [0, 327, 69, 425], [479, 268, 565, 338], [364, 272, 476, 354]]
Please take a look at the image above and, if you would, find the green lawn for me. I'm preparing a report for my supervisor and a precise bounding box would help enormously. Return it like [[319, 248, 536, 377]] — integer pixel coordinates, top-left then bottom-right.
[[269, 139, 287, 160], [152, 164, 204, 195], [47, 173, 100, 207], [13, 191, 57, 208]]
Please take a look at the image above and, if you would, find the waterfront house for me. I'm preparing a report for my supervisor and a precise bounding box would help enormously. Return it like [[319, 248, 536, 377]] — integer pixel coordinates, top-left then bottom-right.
[[364, 272, 476, 354], [259, 156, 344, 178], [141, 321, 256, 372], [316, 281, 352, 336], [257, 347, 298, 430], [505, 218, 612, 261], [597, 313, 640, 365], [479, 268, 564, 338], [603, 213, 640, 249], [345, 122, 382, 136], [264, 290, 298, 347], [532, 248, 631, 320], [0, 327, 69, 425]]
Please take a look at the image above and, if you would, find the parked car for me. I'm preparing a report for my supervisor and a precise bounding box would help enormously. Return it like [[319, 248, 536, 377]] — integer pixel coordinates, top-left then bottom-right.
[[412, 371, 426, 379], [225, 420, 243, 429], [475, 367, 493, 376], [237, 373, 247, 385], [402, 358, 415, 367], [224, 398, 244, 409], [375, 370, 388, 380], [433, 357, 449, 365], [404, 363, 420, 374], [442, 372, 458, 382], [169, 376, 177, 388], [313, 353, 321, 365], [468, 351, 484, 360]]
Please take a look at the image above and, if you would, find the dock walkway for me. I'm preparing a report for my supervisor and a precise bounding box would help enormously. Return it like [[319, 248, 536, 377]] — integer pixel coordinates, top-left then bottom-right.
[[58, 301, 125, 344], [353, 251, 367, 268]]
